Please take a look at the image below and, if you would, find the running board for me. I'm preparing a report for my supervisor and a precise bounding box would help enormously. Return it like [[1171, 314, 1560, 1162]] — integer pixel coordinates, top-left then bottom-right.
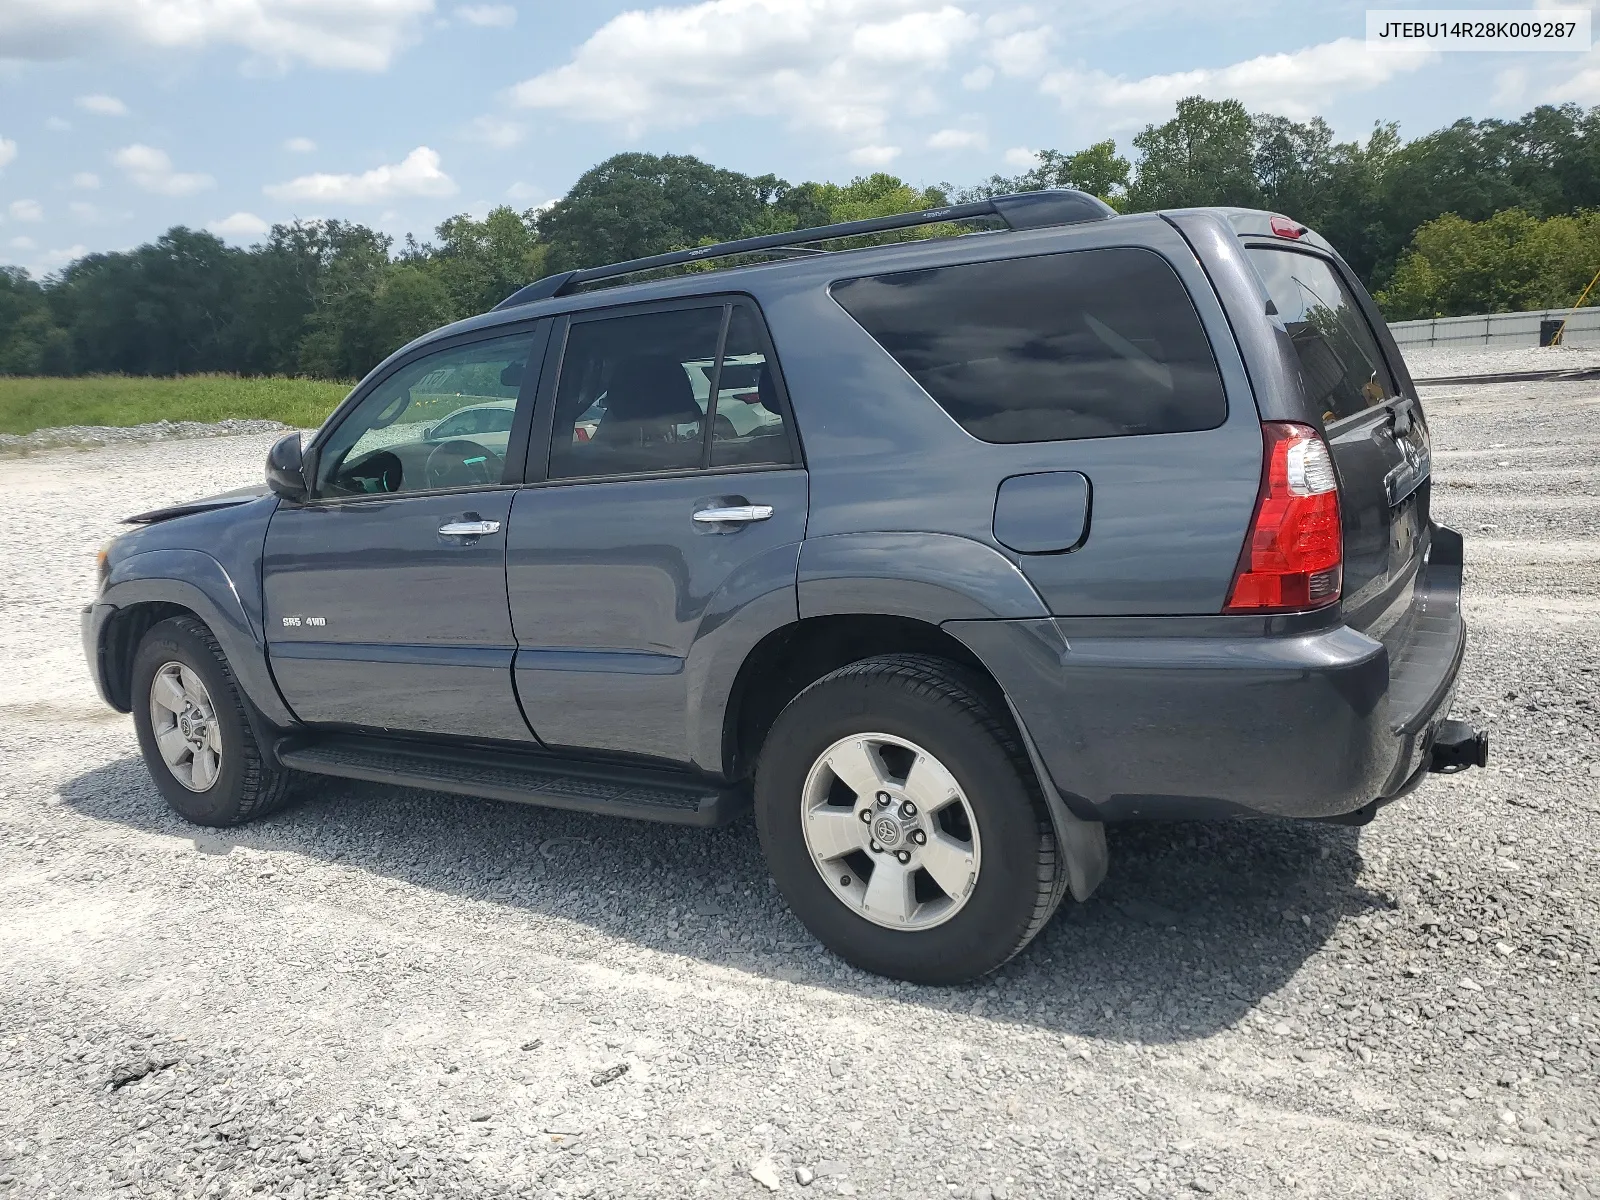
[[276, 734, 747, 827]]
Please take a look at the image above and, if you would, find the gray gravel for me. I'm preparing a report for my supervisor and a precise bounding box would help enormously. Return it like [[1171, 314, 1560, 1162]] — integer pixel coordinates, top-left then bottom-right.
[[1, 384, 1597, 1200], [1401, 343, 1600, 380], [0, 418, 291, 455]]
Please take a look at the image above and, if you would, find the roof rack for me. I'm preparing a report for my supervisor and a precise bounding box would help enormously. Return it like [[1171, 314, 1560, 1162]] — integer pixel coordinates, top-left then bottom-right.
[[492, 188, 1115, 310]]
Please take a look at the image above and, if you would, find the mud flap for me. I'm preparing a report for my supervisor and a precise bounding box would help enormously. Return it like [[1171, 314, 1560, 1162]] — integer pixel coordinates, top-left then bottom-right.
[[1005, 697, 1108, 903]]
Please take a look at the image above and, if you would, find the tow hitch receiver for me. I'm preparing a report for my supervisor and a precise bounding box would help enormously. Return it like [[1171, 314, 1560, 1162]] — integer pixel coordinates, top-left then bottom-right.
[[1429, 720, 1490, 773]]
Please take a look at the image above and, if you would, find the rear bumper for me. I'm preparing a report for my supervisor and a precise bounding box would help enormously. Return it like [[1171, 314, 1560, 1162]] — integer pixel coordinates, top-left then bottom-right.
[[946, 524, 1471, 822]]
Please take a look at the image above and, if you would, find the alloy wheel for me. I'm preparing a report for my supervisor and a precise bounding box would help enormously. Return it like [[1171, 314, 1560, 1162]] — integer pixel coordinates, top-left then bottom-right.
[[800, 732, 981, 930], [147, 662, 223, 792]]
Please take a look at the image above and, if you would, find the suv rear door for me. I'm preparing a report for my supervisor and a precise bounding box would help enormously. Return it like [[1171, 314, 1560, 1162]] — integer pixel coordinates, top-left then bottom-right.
[[1242, 244, 1430, 627], [506, 298, 807, 766]]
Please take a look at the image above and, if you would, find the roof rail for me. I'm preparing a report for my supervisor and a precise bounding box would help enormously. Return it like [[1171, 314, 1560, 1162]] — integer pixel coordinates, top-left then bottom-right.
[[492, 188, 1115, 310]]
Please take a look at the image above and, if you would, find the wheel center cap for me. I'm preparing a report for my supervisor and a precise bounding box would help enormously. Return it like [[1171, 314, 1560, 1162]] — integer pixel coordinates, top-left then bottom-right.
[[872, 816, 904, 848]]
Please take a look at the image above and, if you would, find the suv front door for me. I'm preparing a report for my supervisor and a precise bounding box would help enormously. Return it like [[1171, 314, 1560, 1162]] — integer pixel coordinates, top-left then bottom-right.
[[263, 325, 546, 742], [507, 300, 807, 766]]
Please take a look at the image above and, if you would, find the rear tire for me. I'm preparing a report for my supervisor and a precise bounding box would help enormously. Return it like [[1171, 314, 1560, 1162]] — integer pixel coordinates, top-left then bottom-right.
[[131, 615, 295, 827], [754, 654, 1061, 985]]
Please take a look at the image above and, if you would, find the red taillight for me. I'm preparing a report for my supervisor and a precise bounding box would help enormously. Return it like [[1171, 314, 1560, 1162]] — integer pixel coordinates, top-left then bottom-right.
[[1225, 422, 1342, 613], [1269, 215, 1306, 239]]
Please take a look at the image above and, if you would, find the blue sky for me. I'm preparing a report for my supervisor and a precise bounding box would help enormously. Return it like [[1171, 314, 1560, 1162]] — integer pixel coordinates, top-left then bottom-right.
[[1, 0, 1596, 277]]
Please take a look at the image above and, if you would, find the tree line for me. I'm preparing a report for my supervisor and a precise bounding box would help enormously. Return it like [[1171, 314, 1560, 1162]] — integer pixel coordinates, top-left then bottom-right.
[[8, 95, 1600, 380]]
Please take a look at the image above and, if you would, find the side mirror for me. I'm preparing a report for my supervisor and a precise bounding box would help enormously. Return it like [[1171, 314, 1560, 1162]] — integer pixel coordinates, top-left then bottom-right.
[[266, 432, 309, 501]]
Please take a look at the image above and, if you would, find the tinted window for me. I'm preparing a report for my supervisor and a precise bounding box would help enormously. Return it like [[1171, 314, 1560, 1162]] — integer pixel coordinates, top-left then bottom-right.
[[317, 332, 533, 498], [550, 308, 723, 480], [710, 306, 792, 468], [1247, 247, 1398, 423], [832, 247, 1227, 443]]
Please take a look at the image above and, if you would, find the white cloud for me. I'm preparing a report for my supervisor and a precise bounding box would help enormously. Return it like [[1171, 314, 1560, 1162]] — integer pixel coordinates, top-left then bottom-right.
[[510, 0, 980, 141], [44, 116, 71, 132], [467, 115, 523, 147], [1492, 67, 1527, 109], [0, 137, 14, 170], [849, 143, 902, 166], [71, 171, 99, 189], [76, 93, 127, 116], [927, 127, 985, 150], [9, 236, 35, 251], [1541, 46, 1600, 105], [9, 199, 43, 221], [0, 0, 435, 72], [1040, 37, 1435, 126], [456, 4, 516, 26], [112, 144, 215, 196], [284, 136, 317, 153], [264, 145, 456, 204], [987, 26, 1052, 77], [24, 244, 89, 276], [1002, 145, 1038, 167], [209, 211, 271, 237], [69, 200, 100, 219], [506, 181, 543, 202], [961, 64, 993, 90]]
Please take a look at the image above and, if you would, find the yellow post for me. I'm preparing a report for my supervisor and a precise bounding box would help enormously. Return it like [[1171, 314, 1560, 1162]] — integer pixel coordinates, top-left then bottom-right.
[[1553, 263, 1600, 345]]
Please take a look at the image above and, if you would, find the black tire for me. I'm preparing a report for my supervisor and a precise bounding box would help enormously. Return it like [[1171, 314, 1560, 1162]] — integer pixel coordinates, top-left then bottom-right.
[[131, 615, 296, 827], [754, 654, 1062, 985]]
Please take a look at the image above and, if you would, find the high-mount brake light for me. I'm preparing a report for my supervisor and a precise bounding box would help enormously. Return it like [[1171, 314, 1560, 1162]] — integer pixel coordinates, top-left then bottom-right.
[[1269, 215, 1306, 239], [1224, 422, 1342, 613]]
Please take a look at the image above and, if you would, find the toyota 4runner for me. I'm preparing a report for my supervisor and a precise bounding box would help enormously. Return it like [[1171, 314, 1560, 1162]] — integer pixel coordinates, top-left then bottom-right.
[[83, 192, 1488, 984]]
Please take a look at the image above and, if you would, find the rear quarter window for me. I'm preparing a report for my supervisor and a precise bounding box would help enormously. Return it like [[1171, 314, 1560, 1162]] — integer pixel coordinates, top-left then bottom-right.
[[831, 247, 1228, 443], [1245, 246, 1399, 424]]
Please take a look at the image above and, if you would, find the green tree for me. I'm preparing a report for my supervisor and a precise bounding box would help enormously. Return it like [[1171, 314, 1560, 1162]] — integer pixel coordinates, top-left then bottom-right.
[[1060, 141, 1132, 204], [51, 228, 245, 375], [0, 268, 72, 374], [291, 223, 394, 379], [537, 153, 785, 271], [1309, 122, 1403, 286], [1252, 115, 1336, 220], [423, 205, 548, 315], [1126, 96, 1261, 211], [372, 265, 455, 354], [771, 173, 948, 233], [1376, 208, 1600, 318], [953, 141, 1130, 207]]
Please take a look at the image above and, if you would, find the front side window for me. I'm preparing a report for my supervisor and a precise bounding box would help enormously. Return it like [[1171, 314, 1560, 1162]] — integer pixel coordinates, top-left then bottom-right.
[[549, 303, 791, 480], [832, 247, 1228, 444], [1246, 248, 1398, 424], [317, 332, 534, 497]]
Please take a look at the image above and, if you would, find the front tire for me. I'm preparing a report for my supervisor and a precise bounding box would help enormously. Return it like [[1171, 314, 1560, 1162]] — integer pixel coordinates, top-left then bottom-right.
[[755, 654, 1062, 984], [131, 615, 295, 827]]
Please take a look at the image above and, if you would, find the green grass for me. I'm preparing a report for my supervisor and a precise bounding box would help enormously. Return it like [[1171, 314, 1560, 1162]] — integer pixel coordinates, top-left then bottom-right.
[[0, 374, 352, 436]]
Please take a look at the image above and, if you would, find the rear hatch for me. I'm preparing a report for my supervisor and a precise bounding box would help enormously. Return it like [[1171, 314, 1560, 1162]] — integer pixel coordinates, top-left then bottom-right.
[[1241, 241, 1430, 636]]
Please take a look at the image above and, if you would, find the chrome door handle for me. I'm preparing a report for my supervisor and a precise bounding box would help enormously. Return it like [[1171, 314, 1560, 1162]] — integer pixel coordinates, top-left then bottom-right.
[[438, 520, 501, 536], [692, 505, 774, 524]]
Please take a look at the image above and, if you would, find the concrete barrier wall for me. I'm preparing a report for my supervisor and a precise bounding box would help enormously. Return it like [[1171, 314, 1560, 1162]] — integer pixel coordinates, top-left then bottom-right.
[[1388, 307, 1600, 349]]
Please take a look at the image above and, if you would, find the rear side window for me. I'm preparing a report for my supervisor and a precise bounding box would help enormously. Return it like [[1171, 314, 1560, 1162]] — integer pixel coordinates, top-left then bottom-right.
[[549, 301, 794, 480], [1246, 247, 1399, 424], [549, 307, 723, 479], [831, 247, 1227, 444]]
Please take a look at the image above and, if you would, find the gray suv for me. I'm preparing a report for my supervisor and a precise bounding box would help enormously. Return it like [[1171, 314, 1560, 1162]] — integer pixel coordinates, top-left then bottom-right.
[[82, 192, 1487, 984]]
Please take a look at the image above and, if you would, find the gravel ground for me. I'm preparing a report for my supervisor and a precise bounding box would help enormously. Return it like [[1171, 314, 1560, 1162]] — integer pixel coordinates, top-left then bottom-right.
[[0, 419, 292, 455], [1, 381, 1597, 1200], [1400, 344, 1600, 380]]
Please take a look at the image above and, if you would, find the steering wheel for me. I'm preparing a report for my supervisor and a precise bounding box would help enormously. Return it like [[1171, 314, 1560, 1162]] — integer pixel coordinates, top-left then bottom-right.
[[424, 439, 503, 490]]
